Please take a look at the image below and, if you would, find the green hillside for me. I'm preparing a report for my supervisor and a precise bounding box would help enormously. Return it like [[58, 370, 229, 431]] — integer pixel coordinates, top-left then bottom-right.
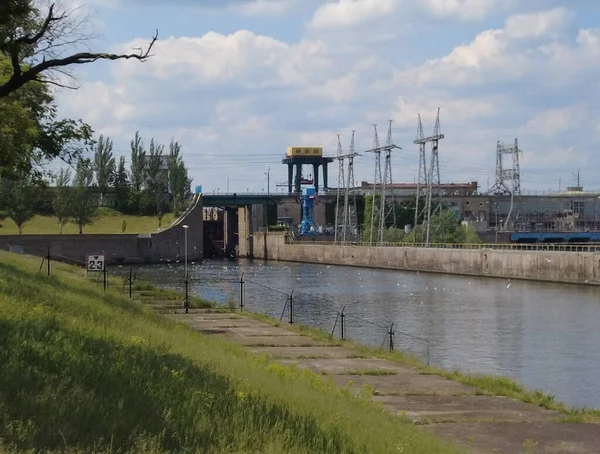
[[0, 252, 460, 454]]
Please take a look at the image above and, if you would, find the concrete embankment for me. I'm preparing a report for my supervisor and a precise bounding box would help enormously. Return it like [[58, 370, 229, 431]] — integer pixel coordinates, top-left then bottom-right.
[[0, 196, 204, 265], [167, 308, 600, 454], [254, 233, 600, 285]]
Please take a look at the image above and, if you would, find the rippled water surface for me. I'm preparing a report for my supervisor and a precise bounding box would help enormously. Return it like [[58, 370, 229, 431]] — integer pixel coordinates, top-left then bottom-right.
[[125, 258, 600, 409]]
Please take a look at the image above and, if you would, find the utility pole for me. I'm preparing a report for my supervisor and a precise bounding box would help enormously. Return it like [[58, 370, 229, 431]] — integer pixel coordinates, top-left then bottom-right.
[[334, 134, 345, 244], [265, 167, 270, 195], [380, 119, 399, 243], [413, 108, 444, 245], [489, 137, 522, 231], [366, 125, 382, 245], [342, 131, 360, 243]]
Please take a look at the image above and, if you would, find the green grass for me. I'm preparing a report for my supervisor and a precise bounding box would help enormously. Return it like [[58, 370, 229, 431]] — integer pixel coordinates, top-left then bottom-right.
[[0, 251, 463, 454], [0, 207, 176, 235], [242, 310, 600, 423]]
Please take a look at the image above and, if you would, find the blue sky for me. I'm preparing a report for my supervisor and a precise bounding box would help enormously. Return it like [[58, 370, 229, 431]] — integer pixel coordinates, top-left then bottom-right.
[[55, 0, 600, 194]]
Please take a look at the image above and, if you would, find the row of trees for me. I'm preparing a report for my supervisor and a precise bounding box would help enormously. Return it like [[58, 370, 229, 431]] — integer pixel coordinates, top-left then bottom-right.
[[90, 132, 192, 223], [0, 161, 98, 234]]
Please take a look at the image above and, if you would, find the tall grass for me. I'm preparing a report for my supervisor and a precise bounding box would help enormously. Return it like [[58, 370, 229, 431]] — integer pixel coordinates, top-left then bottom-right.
[[0, 252, 461, 454]]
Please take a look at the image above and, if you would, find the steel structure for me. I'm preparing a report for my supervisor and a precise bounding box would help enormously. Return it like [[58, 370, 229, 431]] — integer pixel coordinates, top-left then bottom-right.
[[379, 120, 398, 242], [362, 121, 401, 244], [413, 108, 444, 245], [365, 125, 383, 244], [489, 138, 521, 230], [342, 131, 360, 242], [414, 114, 428, 228], [334, 134, 345, 244]]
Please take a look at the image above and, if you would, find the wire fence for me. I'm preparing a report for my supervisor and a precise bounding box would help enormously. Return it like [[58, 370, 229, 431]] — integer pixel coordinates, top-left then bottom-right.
[[212, 273, 434, 365], [42, 249, 433, 365], [37, 247, 140, 296]]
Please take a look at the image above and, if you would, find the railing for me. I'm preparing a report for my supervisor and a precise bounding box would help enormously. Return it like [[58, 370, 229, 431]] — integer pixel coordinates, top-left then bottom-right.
[[286, 240, 600, 252]]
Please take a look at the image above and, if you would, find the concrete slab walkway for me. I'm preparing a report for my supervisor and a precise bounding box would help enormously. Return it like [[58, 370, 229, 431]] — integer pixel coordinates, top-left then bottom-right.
[[165, 310, 600, 454]]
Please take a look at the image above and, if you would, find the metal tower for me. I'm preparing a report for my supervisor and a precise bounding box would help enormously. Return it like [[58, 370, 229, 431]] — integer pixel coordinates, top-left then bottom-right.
[[366, 125, 382, 244], [489, 138, 521, 230], [414, 114, 428, 228], [342, 131, 360, 242], [334, 134, 345, 244], [379, 119, 397, 242], [413, 108, 444, 245]]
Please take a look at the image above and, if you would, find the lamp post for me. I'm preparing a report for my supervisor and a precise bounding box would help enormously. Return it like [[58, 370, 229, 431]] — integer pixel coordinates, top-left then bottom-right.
[[265, 167, 270, 196], [183, 224, 189, 313]]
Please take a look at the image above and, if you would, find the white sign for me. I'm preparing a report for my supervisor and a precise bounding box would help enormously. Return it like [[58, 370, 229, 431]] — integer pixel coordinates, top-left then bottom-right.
[[86, 254, 105, 272]]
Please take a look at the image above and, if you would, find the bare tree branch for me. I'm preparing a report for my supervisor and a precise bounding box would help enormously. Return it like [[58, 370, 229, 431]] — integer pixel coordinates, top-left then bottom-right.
[[34, 76, 77, 90], [0, 1, 158, 98]]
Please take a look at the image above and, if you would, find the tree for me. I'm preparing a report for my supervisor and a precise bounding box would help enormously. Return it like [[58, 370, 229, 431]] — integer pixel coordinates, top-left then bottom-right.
[[167, 139, 191, 215], [0, 55, 94, 182], [52, 167, 71, 233], [146, 139, 167, 227], [0, 1, 158, 98], [93, 135, 115, 205], [114, 156, 129, 211], [70, 158, 96, 234], [430, 209, 459, 243], [130, 132, 146, 193], [0, 173, 36, 234]]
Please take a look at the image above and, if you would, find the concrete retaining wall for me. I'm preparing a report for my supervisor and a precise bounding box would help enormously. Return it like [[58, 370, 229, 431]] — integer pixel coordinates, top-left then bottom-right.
[[254, 234, 600, 285], [1, 196, 204, 265]]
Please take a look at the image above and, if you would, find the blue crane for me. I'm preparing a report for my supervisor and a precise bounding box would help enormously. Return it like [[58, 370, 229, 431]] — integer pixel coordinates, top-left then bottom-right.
[[298, 186, 318, 235]]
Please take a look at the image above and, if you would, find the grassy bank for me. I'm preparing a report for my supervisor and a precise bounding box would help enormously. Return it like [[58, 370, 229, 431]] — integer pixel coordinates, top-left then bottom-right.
[[0, 208, 176, 235], [243, 313, 600, 423], [0, 251, 461, 454]]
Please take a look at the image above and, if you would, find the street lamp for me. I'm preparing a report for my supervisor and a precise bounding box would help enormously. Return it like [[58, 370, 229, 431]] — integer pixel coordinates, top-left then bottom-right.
[[183, 224, 189, 313]]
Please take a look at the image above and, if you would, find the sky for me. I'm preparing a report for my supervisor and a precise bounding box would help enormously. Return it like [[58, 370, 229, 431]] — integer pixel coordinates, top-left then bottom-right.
[[52, 0, 600, 194]]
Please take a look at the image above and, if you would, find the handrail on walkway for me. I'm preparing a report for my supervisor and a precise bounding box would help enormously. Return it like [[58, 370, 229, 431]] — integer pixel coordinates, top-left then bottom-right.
[[286, 240, 600, 253]]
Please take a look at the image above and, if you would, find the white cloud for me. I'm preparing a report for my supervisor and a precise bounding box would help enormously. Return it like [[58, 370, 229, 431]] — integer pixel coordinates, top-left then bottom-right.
[[230, 0, 303, 16], [423, 0, 499, 21], [393, 7, 580, 88], [504, 7, 574, 39], [309, 0, 397, 29], [522, 105, 587, 136], [55, 3, 600, 191]]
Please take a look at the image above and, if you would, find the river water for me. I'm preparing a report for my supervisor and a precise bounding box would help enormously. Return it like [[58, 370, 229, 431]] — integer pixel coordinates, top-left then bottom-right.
[[125, 258, 600, 410]]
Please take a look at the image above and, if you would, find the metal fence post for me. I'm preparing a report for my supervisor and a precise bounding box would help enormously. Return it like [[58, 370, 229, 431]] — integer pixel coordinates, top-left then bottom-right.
[[103, 262, 107, 293], [340, 306, 346, 340], [129, 268, 133, 298], [184, 273, 190, 314], [388, 323, 395, 351], [47, 246, 51, 276], [239, 272, 245, 311], [288, 290, 294, 325]]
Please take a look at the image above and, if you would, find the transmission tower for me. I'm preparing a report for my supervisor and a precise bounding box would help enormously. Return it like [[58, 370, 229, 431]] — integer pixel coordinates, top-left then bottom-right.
[[379, 119, 398, 243], [414, 114, 428, 228], [342, 131, 360, 242], [366, 125, 382, 244], [489, 138, 521, 230], [334, 134, 345, 244], [413, 108, 444, 245]]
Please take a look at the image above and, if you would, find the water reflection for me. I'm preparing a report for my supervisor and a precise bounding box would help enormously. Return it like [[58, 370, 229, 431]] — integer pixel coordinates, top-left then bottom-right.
[[125, 258, 600, 410]]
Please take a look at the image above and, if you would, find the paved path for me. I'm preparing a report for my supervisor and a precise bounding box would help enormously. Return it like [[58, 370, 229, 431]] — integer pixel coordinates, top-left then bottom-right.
[[164, 308, 600, 454]]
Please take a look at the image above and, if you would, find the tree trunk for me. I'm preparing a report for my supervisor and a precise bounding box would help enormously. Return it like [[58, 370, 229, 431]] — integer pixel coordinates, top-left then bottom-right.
[[79, 224, 83, 234]]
